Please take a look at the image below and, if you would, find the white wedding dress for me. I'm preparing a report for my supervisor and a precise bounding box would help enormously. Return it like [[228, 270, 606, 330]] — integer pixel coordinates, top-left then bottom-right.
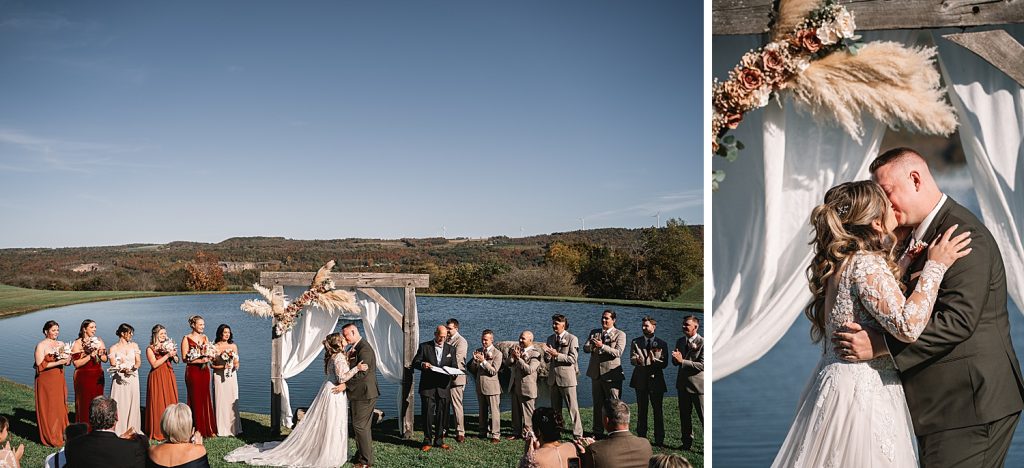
[[225, 353, 358, 467], [772, 252, 948, 467]]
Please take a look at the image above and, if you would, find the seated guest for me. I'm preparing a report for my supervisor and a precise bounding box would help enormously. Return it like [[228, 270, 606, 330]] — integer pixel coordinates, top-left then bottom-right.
[[64, 396, 148, 468], [147, 404, 210, 468], [648, 453, 693, 468], [518, 407, 580, 468], [1, 415, 25, 468], [583, 399, 652, 468], [44, 423, 89, 468]]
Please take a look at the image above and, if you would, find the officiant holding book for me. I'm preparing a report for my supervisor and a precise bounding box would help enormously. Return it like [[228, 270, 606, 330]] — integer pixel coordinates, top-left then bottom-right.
[[412, 325, 460, 451]]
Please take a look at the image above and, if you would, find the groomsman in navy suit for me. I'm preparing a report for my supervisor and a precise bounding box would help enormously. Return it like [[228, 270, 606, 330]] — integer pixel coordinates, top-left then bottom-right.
[[412, 325, 458, 451], [630, 316, 668, 446]]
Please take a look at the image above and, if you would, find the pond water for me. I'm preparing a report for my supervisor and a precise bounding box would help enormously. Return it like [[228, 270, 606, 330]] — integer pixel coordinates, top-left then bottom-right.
[[0, 294, 699, 420], [714, 301, 1024, 466]]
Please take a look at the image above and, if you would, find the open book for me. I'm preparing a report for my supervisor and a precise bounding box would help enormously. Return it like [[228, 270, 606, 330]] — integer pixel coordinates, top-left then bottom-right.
[[428, 366, 465, 376]]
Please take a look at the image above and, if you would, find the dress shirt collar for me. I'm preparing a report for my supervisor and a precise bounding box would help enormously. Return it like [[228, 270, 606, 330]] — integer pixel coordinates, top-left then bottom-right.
[[913, 194, 947, 242]]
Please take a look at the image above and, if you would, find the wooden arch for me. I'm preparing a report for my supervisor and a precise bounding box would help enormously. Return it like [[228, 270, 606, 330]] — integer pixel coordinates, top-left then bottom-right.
[[260, 271, 429, 438]]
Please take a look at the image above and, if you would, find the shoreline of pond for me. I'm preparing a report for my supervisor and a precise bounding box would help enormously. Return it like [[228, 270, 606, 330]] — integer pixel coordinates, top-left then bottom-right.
[[0, 284, 700, 318]]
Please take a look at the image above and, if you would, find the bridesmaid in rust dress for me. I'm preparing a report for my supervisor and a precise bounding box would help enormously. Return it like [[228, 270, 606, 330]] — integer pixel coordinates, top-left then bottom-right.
[[34, 320, 71, 446], [70, 319, 107, 426], [182, 315, 217, 437], [146, 324, 180, 440]]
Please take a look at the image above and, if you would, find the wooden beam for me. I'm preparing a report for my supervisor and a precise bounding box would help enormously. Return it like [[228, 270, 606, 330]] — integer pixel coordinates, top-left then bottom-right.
[[260, 272, 429, 288], [355, 287, 404, 325], [270, 285, 284, 435], [400, 286, 418, 439], [713, 0, 1024, 36], [943, 30, 1024, 87]]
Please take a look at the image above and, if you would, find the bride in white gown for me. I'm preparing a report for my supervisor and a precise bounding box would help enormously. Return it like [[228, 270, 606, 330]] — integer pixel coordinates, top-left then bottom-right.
[[772, 181, 971, 467], [225, 333, 368, 468]]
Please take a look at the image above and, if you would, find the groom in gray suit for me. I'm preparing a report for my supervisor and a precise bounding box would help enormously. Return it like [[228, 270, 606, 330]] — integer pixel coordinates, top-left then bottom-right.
[[342, 323, 379, 468], [838, 147, 1024, 467]]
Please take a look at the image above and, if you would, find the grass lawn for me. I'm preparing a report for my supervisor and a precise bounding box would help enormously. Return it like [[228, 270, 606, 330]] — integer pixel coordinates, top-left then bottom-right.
[[0, 284, 190, 318], [672, 279, 703, 306], [1, 378, 703, 467]]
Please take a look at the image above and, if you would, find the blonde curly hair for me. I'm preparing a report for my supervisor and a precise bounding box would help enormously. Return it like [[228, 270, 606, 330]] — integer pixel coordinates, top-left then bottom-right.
[[805, 180, 901, 343], [322, 332, 347, 374]]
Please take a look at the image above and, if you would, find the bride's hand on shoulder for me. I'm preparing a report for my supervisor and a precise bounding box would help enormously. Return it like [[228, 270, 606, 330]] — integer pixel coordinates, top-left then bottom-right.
[[928, 224, 972, 267]]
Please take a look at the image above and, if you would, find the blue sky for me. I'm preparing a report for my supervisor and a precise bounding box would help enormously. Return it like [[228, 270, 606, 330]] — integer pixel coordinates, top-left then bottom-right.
[[0, 1, 702, 248]]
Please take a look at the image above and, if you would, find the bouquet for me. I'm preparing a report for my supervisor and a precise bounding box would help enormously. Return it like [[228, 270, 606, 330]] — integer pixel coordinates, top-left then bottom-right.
[[107, 353, 136, 379], [83, 336, 103, 354], [186, 343, 218, 367], [48, 341, 73, 362], [155, 340, 179, 362], [220, 349, 239, 377]]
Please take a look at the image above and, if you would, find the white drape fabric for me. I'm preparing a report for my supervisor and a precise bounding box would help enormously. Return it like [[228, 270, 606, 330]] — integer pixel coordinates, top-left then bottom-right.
[[711, 32, 911, 381], [275, 286, 413, 427], [935, 24, 1024, 313], [275, 286, 351, 427]]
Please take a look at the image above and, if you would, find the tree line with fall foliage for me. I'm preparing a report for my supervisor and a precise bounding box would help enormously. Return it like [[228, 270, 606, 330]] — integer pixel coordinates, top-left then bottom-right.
[[0, 221, 701, 302]]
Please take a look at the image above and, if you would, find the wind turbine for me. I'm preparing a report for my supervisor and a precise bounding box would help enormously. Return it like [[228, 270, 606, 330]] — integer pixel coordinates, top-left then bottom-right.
[[520, 226, 525, 238], [442, 226, 447, 239], [578, 217, 586, 231], [652, 212, 661, 227]]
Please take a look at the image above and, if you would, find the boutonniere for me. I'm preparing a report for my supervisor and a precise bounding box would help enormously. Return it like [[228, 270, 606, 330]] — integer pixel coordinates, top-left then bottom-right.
[[904, 239, 928, 260], [689, 342, 699, 351]]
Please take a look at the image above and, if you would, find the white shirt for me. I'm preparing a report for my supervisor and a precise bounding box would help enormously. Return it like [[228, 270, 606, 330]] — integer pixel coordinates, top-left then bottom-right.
[[434, 341, 444, 363], [913, 194, 948, 242]]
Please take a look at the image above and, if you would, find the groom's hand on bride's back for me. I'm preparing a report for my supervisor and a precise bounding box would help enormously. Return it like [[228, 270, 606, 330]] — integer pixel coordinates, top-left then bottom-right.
[[833, 322, 888, 362]]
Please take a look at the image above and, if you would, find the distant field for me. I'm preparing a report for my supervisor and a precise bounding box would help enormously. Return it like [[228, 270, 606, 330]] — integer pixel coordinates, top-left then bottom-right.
[[423, 292, 702, 311], [0, 284, 702, 318], [0, 284, 182, 317]]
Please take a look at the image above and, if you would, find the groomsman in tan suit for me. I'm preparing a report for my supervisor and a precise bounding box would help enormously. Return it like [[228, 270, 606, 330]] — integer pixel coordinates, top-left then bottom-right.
[[629, 316, 668, 446], [509, 330, 541, 438], [467, 329, 503, 442], [583, 309, 627, 438], [445, 318, 469, 443], [544, 314, 583, 439], [672, 315, 704, 451]]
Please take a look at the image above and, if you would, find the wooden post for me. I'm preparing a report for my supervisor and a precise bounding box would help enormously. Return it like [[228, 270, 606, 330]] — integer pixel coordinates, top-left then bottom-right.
[[401, 286, 418, 439], [270, 285, 284, 435]]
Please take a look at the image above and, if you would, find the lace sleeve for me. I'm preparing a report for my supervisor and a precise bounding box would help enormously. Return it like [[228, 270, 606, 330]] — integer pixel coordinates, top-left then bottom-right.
[[334, 355, 359, 384], [518, 432, 539, 468], [0, 448, 16, 468], [853, 253, 948, 343]]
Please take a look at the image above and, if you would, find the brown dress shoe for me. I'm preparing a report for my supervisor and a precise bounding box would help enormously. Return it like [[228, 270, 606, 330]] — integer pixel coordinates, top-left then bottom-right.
[[490, 438, 500, 444], [439, 443, 451, 450], [421, 445, 432, 452], [456, 434, 465, 443]]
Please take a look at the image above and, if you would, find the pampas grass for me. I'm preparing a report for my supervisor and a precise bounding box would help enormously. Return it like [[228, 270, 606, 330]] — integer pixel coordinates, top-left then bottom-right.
[[789, 42, 957, 141], [772, 0, 821, 40]]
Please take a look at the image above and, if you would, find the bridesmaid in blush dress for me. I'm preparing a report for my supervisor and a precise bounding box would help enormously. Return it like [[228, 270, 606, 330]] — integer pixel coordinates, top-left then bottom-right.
[[182, 315, 217, 437], [212, 324, 241, 436], [109, 323, 143, 435], [34, 320, 71, 446], [146, 324, 180, 441], [71, 319, 107, 427]]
